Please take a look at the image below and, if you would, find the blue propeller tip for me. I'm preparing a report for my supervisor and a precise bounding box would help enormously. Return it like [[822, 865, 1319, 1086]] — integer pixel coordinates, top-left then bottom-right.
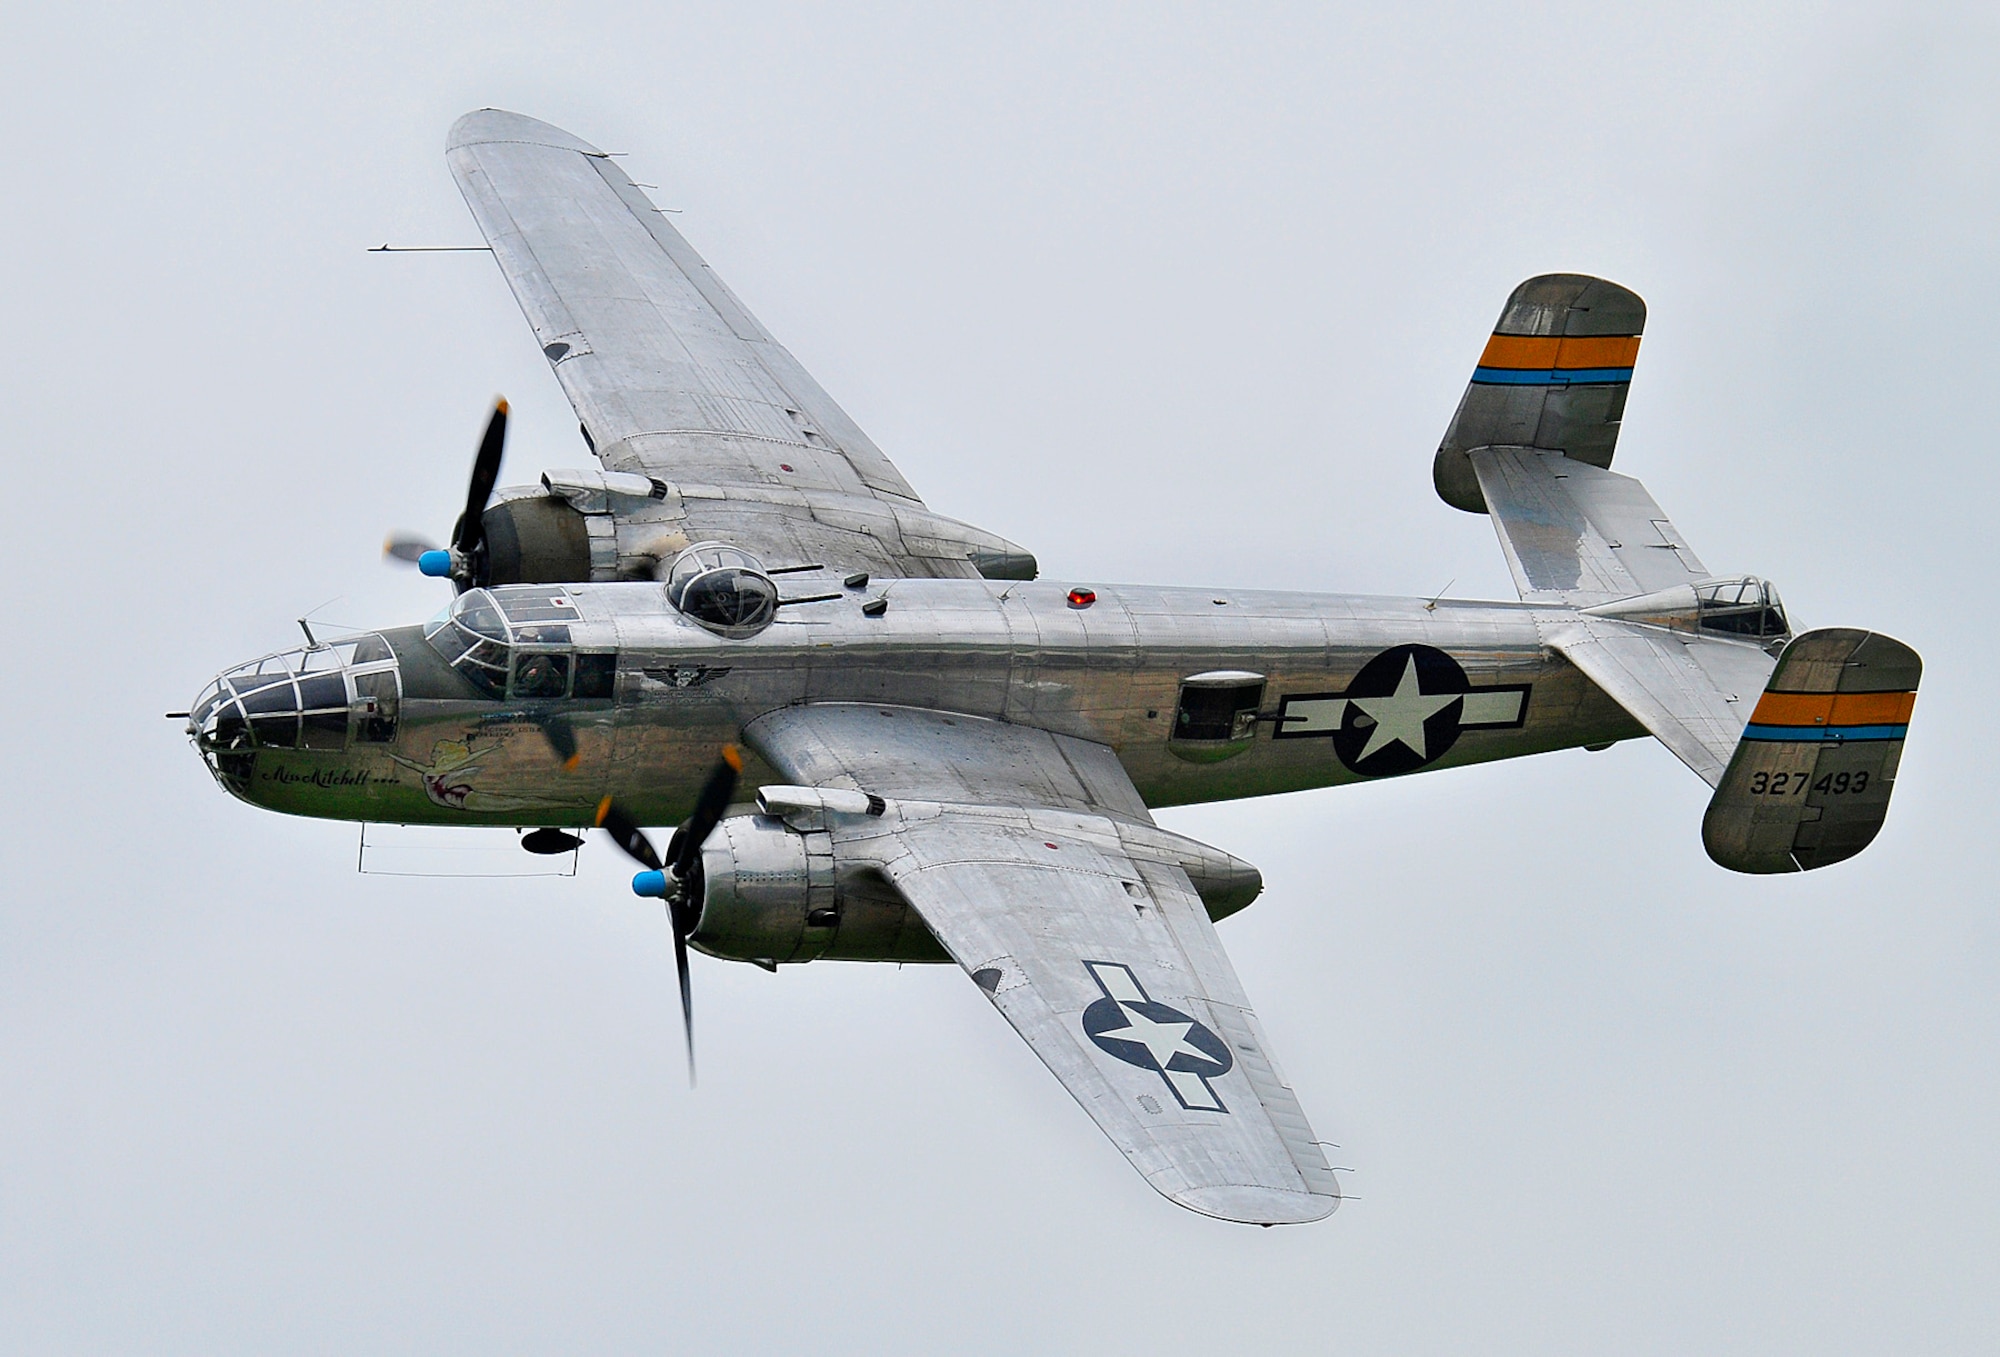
[[417, 549, 454, 577], [632, 869, 669, 898]]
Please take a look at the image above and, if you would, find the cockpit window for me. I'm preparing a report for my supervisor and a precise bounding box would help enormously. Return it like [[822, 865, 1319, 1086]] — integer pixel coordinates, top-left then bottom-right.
[[665, 542, 779, 639], [513, 652, 570, 699], [424, 589, 512, 694], [422, 587, 604, 698]]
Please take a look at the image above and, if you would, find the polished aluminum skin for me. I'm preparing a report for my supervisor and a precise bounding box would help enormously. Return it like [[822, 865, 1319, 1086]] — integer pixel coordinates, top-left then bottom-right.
[[184, 110, 1920, 1226]]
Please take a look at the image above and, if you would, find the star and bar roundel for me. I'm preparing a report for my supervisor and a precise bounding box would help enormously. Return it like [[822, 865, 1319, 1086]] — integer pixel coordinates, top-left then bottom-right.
[[1082, 961, 1234, 1113], [1274, 643, 1531, 777]]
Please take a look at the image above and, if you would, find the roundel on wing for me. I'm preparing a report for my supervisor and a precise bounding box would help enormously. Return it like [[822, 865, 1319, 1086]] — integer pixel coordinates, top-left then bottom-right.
[[1082, 994, 1234, 1080], [1330, 643, 1474, 777]]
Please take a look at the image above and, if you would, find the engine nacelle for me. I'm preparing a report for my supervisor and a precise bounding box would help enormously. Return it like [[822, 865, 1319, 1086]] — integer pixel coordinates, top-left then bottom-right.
[[687, 810, 1265, 967], [479, 491, 594, 585], [691, 813, 946, 965], [480, 470, 669, 586]]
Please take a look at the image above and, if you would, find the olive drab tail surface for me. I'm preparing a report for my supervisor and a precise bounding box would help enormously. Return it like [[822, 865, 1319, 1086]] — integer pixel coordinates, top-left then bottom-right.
[[1433, 273, 1645, 516], [1444, 274, 1921, 871], [1701, 629, 1921, 873]]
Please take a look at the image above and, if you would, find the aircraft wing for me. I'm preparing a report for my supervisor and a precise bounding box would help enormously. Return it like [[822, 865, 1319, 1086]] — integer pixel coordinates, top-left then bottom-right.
[[446, 110, 1029, 579], [745, 704, 1342, 1225]]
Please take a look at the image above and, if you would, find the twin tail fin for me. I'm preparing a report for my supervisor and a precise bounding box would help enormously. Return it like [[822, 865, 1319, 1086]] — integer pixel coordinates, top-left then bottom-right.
[[1439, 274, 1920, 874]]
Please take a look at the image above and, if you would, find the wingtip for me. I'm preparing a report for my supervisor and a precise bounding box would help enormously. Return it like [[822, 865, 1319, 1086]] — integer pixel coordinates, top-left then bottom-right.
[[448, 109, 606, 157], [1169, 1183, 1342, 1226]]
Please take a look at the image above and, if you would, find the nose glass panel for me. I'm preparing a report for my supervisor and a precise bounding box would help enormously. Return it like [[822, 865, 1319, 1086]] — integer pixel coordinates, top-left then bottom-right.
[[192, 634, 402, 789]]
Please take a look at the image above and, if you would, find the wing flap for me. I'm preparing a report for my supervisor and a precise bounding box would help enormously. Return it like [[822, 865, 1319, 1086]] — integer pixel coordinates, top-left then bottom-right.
[[747, 703, 1153, 822]]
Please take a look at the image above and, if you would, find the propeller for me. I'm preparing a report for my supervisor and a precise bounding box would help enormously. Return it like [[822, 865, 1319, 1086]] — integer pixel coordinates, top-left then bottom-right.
[[383, 533, 435, 563], [383, 399, 509, 588], [538, 713, 582, 771], [595, 745, 744, 1086]]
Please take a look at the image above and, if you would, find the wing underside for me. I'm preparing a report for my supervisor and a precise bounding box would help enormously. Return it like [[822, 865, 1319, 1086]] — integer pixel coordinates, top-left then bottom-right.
[[746, 704, 1341, 1224], [446, 109, 1030, 579]]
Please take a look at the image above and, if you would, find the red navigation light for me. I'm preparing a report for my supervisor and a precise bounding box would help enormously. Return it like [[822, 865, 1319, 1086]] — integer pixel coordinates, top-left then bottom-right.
[[1067, 587, 1096, 609]]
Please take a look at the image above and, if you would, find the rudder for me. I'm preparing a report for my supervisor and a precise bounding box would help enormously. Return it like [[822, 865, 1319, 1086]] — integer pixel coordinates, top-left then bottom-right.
[[1702, 628, 1921, 874], [1435, 274, 1645, 514]]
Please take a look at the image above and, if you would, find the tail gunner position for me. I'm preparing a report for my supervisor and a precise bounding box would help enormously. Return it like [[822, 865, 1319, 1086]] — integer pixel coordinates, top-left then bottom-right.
[[183, 111, 1920, 1225]]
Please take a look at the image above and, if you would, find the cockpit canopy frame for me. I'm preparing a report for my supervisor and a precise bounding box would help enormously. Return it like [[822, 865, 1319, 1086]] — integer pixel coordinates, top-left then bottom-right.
[[1693, 576, 1790, 640], [424, 587, 617, 699]]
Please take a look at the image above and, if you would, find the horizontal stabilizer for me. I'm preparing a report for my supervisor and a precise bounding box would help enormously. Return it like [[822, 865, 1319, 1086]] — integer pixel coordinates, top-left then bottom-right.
[[1546, 616, 1777, 786], [1435, 274, 1645, 514], [1471, 446, 1711, 607], [1702, 629, 1921, 873]]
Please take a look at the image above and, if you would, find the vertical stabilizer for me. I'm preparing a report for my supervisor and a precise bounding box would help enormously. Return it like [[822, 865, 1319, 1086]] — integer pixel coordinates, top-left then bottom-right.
[[1435, 275, 1645, 514], [1702, 629, 1921, 873]]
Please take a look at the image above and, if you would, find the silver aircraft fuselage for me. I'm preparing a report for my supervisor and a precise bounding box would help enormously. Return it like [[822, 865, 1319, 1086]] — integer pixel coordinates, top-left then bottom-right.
[[194, 578, 1641, 831]]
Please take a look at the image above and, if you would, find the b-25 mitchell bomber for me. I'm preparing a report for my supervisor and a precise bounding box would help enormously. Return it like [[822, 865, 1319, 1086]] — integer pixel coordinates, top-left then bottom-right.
[[185, 110, 1921, 1225]]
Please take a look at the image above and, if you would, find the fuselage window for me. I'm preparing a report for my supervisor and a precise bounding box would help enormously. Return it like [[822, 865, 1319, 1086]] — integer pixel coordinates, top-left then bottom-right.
[[1169, 671, 1266, 763], [1175, 679, 1264, 742], [353, 670, 399, 742], [237, 683, 297, 716], [573, 652, 616, 699], [301, 712, 348, 750], [512, 652, 571, 699], [252, 715, 299, 748], [298, 674, 347, 710]]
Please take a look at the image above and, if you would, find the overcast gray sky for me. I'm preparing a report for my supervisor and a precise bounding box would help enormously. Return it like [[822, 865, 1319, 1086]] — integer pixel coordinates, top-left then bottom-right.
[[4, 3, 1997, 1352]]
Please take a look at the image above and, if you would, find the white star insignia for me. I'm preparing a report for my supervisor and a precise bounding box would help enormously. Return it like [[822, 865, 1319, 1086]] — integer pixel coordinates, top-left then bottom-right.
[[1098, 1004, 1208, 1071], [1349, 655, 1460, 760]]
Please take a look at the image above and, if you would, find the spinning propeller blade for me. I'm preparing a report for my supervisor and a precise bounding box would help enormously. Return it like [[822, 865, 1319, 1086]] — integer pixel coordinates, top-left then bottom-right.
[[453, 399, 509, 562], [383, 533, 437, 564], [594, 748, 742, 1087], [678, 745, 742, 876], [383, 399, 508, 587], [594, 796, 663, 872], [538, 714, 581, 771]]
